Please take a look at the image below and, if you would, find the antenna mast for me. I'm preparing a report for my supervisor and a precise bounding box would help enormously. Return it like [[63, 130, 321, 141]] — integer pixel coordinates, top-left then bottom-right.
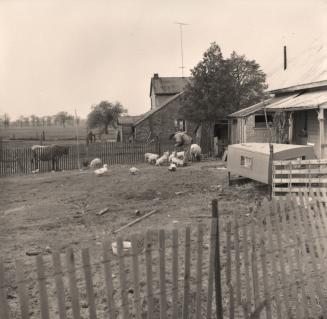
[[174, 21, 188, 77]]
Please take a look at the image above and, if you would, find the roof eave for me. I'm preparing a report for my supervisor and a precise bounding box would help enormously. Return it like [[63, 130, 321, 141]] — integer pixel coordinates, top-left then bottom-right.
[[269, 80, 327, 94]]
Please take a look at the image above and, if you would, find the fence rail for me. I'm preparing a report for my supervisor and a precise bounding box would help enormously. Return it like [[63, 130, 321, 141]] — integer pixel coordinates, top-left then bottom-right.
[[0, 141, 187, 177], [272, 159, 327, 197]]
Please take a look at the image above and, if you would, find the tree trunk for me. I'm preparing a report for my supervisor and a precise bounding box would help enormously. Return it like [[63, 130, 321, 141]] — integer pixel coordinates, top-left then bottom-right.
[[200, 121, 214, 155]]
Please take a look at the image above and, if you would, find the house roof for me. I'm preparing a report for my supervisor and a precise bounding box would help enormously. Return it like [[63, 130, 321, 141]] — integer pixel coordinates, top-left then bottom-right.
[[267, 39, 327, 93], [266, 90, 327, 111], [117, 115, 143, 125], [134, 92, 183, 126], [150, 75, 190, 96], [228, 95, 296, 118]]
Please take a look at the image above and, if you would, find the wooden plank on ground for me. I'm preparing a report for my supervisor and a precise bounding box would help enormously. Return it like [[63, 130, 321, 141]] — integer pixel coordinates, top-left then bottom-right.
[[81, 248, 97, 319], [66, 248, 81, 319], [158, 229, 167, 319], [0, 260, 10, 319], [172, 229, 179, 319], [195, 224, 204, 319], [36, 255, 50, 319], [102, 241, 116, 319], [52, 252, 66, 319], [117, 237, 129, 319], [182, 227, 191, 319]]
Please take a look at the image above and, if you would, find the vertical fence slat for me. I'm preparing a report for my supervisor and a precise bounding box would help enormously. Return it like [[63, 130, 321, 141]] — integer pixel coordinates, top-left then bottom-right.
[[257, 203, 272, 319], [250, 219, 260, 311], [66, 248, 81, 319], [182, 227, 191, 319], [0, 261, 10, 319], [158, 229, 167, 319], [145, 231, 154, 319], [52, 252, 66, 319], [263, 200, 282, 319], [102, 241, 116, 319], [36, 255, 50, 319], [233, 210, 241, 306], [195, 223, 203, 319], [171, 229, 179, 319], [131, 235, 142, 319], [117, 237, 129, 319], [226, 222, 234, 319], [241, 213, 252, 316], [16, 260, 30, 319], [81, 248, 97, 319]]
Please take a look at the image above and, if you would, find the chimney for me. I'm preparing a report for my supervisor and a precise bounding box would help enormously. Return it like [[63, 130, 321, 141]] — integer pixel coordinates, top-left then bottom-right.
[[283, 46, 287, 70], [153, 73, 159, 78]]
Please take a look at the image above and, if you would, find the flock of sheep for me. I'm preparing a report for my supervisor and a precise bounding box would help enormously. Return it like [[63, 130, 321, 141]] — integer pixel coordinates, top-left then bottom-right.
[[90, 143, 202, 175]]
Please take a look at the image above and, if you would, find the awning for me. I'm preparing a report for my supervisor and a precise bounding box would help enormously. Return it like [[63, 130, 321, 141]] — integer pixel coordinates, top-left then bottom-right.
[[266, 90, 327, 111]]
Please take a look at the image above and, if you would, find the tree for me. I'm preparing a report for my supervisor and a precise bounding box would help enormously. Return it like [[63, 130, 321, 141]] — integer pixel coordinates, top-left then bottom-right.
[[3, 114, 10, 127], [55, 111, 74, 128], [87, 101, 127, 134], [179, 42, 267, 150], [30, 115, 37, 127], [226, 52, 267, 112]]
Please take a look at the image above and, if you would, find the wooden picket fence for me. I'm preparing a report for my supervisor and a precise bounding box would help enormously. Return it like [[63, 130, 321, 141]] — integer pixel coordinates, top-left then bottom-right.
[[272, 158, 327, 198], [0, 141, 188, 177], [222, 193, 327, 319], [0, 220, 219, 319]]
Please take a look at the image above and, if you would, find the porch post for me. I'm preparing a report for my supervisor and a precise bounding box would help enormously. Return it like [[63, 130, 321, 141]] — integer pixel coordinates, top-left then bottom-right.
[[288, 112, 293, 143], [318, 108, 325, 158]]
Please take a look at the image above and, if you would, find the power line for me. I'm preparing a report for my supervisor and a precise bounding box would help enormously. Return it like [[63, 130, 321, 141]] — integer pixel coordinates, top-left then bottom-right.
[[174, 21, 188, 77]]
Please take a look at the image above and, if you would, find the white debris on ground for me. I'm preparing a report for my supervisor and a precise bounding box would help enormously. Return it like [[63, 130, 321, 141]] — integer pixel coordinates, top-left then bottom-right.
[[111, 241, 132, 255], [129, 167, 140, 175]]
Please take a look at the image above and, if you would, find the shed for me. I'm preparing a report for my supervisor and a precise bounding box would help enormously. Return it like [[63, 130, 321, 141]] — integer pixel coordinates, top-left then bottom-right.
[[227, 143, 316, 184]]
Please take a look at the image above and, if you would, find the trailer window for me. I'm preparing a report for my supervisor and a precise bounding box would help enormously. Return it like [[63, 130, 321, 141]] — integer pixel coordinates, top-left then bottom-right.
[[240, 156, 253, 168]]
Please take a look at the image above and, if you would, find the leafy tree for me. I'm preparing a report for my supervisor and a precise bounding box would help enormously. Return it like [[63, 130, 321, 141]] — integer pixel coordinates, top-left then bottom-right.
[[3, 114, 10, 127], [87, 101, 127, 134], [55, 111, 74, 128], [226, 52, 267, 112], [179, 42, 267, 151]]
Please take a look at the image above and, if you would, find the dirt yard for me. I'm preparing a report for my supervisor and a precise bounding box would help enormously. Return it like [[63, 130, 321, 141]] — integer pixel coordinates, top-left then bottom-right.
[[0, 161, 268, 318]]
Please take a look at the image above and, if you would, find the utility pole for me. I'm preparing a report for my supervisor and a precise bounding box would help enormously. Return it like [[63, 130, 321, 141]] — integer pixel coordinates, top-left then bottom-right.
[[174, 21, 188, 77], [74, 108, 81, 170]]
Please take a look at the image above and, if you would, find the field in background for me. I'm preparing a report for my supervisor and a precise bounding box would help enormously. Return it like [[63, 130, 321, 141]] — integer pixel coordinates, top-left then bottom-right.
[[0, 123, 88, 142]]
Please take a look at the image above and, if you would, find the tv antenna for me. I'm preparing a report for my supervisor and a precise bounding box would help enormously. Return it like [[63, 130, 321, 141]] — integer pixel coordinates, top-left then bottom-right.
[[174, 21, 188, 77]]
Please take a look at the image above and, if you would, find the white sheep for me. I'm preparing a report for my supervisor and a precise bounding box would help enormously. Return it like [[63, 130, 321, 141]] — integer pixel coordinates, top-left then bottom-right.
[[190, 144, 202, 161], [155, 151, 170, 166], [90, 158, 102, 168], [147, 153, 159, 164], [171, 156, 185, 167], [176, 151, 185, 160], [168, 151, 176, 163]]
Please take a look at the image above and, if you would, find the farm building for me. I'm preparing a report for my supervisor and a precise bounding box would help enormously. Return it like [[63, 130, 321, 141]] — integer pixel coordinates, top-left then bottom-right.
[[117, 115, 142, 142], [228, 41, 327, 158]]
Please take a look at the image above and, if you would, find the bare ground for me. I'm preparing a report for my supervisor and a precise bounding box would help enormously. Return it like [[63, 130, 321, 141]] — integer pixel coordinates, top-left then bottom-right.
[[0, 161, 268, 318]]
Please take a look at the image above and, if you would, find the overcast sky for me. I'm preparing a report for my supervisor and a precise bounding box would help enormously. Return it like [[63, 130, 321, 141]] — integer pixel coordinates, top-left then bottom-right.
[[0, 0, 326, 120]]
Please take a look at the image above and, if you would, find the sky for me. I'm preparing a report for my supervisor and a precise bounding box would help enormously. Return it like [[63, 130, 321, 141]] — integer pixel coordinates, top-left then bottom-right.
[[0, 0, 326, 120]]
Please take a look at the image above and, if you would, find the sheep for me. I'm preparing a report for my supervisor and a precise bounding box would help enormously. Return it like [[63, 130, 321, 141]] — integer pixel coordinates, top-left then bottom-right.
[[176, 151, 185, 160], [190, 144, 202, 161], [171, 155, 186, 167], [147, 153, 159, 164], [90, 158, 102, 168], [169, 151, 176, 163], [155, 151, 170, 166]]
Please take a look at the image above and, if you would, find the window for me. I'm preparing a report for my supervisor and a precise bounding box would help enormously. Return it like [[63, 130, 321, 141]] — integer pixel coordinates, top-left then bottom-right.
[[254, 115, 273, 128], [174, 119, 186, 131], [240, 156, 253, 168]]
